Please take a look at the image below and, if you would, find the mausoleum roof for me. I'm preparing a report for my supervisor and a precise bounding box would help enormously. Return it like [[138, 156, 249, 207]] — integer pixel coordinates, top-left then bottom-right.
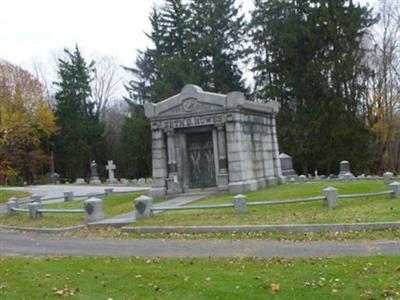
[[144, 84, 280, 119]]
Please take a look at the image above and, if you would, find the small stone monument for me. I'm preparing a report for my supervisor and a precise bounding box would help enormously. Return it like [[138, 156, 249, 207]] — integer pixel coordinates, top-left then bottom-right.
[[89, 160, 101, 185], [338, 160, 354, 179], [279, 153, 297, 180], [299, 175, 307, 183], [106, 160, 118, 184], [74, 178, 86, 185]]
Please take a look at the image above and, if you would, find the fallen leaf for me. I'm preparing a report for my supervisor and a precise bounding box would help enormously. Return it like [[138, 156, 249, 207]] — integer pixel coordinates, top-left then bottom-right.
[[271, 283, 280, 294]]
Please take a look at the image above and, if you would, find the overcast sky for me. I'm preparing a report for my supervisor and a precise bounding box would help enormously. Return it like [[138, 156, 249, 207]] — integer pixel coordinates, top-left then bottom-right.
[[0, 0, 378, 97]]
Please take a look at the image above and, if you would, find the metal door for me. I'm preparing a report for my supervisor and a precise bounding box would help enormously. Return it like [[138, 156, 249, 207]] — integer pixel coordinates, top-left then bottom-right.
[[186, 132, 216, 188]]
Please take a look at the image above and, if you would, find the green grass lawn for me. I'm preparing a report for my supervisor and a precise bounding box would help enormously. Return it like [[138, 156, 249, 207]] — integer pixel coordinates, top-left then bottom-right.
[[0, 192, 147, 228], [0, 190, 30, 204], [138, 181, 400, 226], [1, 256, 399, 299]]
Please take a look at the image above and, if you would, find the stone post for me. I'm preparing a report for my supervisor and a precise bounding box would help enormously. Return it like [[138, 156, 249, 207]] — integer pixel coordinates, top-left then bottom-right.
[[28, 202, 42, 219], [31, 195, 42, 203], [64, 191, 73, 202], [234, 194, 248, 214], [105, 188, 114, 197], [84, 197, 104, 222], [6, 197, 18, 215], [389, 181, 400, 198], [323, 187, 338, 208], [135, 195, 153, 219], [384, 172, 394, 185]]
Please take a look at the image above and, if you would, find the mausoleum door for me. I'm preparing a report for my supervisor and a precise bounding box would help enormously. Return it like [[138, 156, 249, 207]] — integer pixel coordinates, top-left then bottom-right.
[[186, 131, 216, 188]]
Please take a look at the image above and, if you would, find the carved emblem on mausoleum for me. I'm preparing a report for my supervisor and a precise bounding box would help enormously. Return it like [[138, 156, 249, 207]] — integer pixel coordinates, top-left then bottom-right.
[[160, 98, 222, 116]]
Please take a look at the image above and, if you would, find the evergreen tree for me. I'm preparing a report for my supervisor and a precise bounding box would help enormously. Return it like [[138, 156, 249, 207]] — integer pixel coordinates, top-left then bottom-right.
[[120, 105, 152, 179], [125, 0, 248, 104], [249, 0, 376, 174], [189, 0, 248, 94], [54, 46, 106, 180]]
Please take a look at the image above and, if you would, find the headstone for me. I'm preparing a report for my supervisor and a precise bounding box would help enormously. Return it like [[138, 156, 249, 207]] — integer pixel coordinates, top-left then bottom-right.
[[89, 160, 101, 184], [146, 178, 153, 185], [320, 175, 326, 180], [131, 179, 138, 185], [323, 187, 338, 207], [134, 195, 153, 219], [84, 197, 104, 222], [106, 160, 118, 184], [279, 153, 296, 176], [138, 178, 146, 186], [338, 160, 353, 178], [384, 172, 394, 185], [74, 177, 86, 185], [28, 202, 42, 219], [64, 191, 73, 202], [6, 197, 18, 215], [343, 172, 354, 183], [299, 175, 307, 183], [120, 178, 129, 185], [234, 194, 248, 213]]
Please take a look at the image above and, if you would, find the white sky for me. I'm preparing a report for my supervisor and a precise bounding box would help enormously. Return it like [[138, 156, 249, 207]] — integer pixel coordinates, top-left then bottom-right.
[[0, 0, 377, 97]]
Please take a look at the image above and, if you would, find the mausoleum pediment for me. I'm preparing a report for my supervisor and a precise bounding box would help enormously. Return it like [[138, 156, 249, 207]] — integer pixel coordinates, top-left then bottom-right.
[[144, 84, 280, 119], [159, 98, 223, 117]]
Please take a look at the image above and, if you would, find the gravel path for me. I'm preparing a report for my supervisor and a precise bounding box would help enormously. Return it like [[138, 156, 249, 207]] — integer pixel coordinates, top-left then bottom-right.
[[1, 232, 399, 257]]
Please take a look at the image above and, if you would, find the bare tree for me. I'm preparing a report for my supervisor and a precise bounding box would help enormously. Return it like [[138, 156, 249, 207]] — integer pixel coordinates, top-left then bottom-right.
[[91, 56, 124, 118], [363, 0, 400, 173]]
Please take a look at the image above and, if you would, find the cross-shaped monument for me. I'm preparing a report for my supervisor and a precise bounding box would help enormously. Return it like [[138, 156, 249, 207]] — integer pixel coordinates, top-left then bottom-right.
[[106, 160, 118, 183]]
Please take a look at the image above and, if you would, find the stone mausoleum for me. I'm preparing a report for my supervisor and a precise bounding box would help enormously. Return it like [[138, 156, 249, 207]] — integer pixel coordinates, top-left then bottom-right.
[[144, 84, 282, 197]]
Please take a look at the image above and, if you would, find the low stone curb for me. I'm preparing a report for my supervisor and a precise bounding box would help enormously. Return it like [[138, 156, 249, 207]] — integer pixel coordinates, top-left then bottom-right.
[[0, 224, 86, 234], [121, 221, 400, 234]]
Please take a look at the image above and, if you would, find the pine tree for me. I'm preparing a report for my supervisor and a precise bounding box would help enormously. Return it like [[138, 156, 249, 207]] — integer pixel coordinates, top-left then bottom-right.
[[249, 0, 376, 174], [189, 0, 248, 94], [54, 46, 106, 180]]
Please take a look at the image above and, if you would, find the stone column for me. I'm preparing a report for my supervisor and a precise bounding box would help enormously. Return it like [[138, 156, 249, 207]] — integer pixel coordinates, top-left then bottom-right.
[[216, 125, 229, 190], [150, 129, 168, 198], [166, 130, 177, 173], [166, 129, 181, 194], [270, 115, 283, 183]]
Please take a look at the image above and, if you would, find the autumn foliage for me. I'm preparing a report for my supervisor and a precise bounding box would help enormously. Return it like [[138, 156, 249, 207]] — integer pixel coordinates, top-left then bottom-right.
[[0, 60, 56, 184]]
